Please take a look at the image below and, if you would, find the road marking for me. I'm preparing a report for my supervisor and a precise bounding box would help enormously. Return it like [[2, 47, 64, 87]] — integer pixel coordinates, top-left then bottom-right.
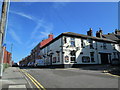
[[17, 68, 33, 88], [19, 69, 46, 90], [21, 70, 33, 88], [27, 73, 46, 90], [105, 73, 120, 78], [25, 73, 41, 90], [20, 69, 41, 90], [8, 85, 27, 90], [9, 85, 26, 88]]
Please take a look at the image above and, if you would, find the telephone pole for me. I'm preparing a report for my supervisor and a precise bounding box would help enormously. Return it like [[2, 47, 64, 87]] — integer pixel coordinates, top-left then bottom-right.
[[0, 0, 9, 79]]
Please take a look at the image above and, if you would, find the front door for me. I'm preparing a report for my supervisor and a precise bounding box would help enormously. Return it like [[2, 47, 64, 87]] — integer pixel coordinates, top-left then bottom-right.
[[100, 53, 109, 64]]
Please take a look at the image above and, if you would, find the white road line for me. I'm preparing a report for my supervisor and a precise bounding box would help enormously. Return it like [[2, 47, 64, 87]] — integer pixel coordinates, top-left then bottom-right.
[[9, 85, 26, 90]]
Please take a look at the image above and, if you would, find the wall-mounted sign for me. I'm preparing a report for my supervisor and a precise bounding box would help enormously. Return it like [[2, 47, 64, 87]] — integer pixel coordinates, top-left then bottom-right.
[[65, 56, 69, 63]]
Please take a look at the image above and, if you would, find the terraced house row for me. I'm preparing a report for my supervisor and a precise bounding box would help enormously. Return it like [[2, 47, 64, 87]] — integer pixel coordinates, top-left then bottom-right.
[[19, 29, 120, 68]]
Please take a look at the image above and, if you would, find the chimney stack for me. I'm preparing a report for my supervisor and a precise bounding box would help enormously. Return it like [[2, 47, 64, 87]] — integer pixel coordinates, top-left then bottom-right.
[[87, 28, 93, 36], [48, 33, 54, 39], [115, 29, 120, 35], [96, 28, 103, 38]]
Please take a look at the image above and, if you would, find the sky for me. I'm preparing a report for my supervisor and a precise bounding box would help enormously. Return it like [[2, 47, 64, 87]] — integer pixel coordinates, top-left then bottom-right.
[[0, 2, 118, 63]]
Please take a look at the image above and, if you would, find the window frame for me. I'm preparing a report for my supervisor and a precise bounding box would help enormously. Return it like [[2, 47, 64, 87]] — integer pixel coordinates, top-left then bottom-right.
[[70, 37, 75, 47]]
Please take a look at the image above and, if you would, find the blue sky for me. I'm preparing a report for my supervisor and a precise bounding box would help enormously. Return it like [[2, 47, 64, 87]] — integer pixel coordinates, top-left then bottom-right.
[[0, 2, 118, 63]]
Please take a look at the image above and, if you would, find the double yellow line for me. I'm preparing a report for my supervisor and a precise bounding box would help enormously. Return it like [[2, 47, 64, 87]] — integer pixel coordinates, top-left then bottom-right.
[[20, 69, 46, 90]]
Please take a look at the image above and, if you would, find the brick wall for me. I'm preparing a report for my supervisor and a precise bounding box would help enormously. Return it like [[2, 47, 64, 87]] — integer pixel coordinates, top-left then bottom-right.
[[3, 47, 11, 64]]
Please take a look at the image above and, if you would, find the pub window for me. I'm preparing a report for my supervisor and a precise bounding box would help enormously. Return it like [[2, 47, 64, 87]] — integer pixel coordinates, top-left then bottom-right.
[[70, 50, 76, 62], [89, 39, 94, 49], [64, 37, 67, 43], [47, 46, 50, 52], [53, 57, 56, 63], [82, 56, 90, 63], [81, 39, 84, 48], [90, 52, 95, 62], [70, 38, 75, 47], [103, 43, 107, 49], [57, 52, 60, 62], [113, 44, 115, 50], [113, 52, 117, 58]]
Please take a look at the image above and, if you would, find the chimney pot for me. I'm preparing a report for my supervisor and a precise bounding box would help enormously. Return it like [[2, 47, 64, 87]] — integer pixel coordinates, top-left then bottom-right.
[[115, 29, 120, 35], [96, 28, 103, 38], [87, 28, 93, 36]]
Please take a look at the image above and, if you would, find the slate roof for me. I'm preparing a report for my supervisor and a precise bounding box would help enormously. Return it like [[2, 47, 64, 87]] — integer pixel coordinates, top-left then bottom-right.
[[63, 32, 116, 42], [40, 32, 117, 49], [102, 34, 120, 41]]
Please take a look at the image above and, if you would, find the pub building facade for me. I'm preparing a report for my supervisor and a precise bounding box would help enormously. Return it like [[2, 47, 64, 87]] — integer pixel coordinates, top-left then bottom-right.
[[39, 30, 120, 68]]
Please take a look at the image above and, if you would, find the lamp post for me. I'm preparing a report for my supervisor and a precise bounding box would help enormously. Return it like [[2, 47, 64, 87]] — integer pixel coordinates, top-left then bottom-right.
[[0, 0, 10, 79]]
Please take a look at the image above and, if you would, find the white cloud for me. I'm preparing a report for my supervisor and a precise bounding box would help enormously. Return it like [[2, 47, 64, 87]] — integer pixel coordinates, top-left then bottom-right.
[[40, 23, 54, 38], [10, 11, 43, 24], [27, 41, 40, 49], [10, 10, 54, 48], [31, 21, 44, 39], [25, 22, 54, 48], [8, 29, 22, 44]]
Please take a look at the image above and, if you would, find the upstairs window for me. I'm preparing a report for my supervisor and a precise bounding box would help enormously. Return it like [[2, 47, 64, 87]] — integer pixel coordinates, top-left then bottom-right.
[[89, 39, 94, 49], [103, 43, 107, 49], [81, 39, 84, 48], [113, 44, 116, 50], [70, 37, 75, 47], [47, 46, 50, 52], [64, 37, 67, 43]]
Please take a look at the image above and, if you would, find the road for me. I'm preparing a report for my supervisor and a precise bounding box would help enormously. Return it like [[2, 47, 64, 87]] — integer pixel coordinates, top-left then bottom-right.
[[20, 67, 119, 89]]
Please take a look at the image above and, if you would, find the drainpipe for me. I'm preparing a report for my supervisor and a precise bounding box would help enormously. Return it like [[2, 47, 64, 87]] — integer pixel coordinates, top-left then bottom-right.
[[61, 37, 63, 67], [96, 42, 99, 64]]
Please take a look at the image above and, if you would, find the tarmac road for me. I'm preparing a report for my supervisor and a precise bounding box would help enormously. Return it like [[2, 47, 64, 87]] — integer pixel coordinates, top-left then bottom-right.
[[20, 67, 119, 89]]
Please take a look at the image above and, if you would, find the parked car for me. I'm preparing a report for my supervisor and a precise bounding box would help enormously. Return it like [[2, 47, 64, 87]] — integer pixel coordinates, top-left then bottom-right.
[[34, 59, 44, 67], [111, 58, 120, 65], [12, 63, 18, 67], [27, 62, 34, 67]]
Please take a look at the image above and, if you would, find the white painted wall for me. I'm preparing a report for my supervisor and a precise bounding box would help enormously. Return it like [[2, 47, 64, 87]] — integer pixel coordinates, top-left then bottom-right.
[[40, 35, 120, 66], [40, 38, 63, 66]]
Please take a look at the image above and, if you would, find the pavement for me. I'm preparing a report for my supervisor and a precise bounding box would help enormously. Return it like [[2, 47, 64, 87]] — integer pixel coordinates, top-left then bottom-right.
[[0, 67, 33, 90]]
